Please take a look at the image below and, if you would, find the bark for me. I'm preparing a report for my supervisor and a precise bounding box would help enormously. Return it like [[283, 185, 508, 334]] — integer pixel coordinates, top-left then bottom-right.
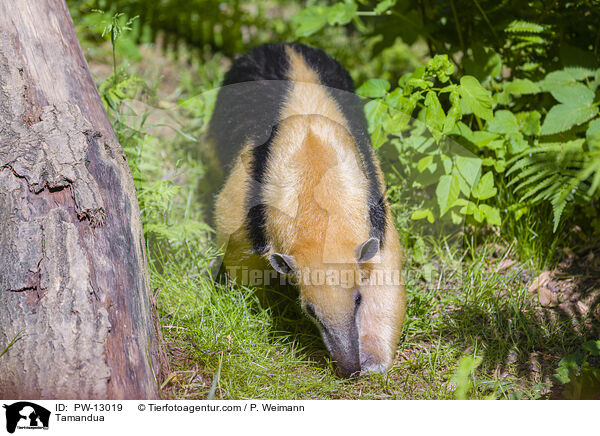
[[0, 0, 160, 399]]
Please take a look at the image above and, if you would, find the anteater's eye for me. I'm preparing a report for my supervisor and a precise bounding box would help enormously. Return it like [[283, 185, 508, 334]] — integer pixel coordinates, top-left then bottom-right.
[[305, 303, 317, 319], [354, 291, 362, 307]]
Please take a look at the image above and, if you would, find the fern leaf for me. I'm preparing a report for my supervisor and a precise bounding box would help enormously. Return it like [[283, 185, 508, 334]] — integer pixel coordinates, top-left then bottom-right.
[[551, 185, 571, 232], [518, 174, 559, 200], [505, 20, 548, 34]]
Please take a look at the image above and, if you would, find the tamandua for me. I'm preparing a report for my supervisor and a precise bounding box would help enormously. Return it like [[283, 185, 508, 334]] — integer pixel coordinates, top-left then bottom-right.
[[209, 43, 405, 377]]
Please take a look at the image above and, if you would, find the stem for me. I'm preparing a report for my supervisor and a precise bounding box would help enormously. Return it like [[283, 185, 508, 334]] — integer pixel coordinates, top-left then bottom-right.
[[450, 0, 464, 53], [474, 114, 483, 131], [472, 0, 500, 49], [111, 29, 117, 85], [418, 0, 434, 56]]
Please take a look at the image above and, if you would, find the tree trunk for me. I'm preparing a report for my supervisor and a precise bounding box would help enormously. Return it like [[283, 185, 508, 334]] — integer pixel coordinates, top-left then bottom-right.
[[0, 0, 160, 399]]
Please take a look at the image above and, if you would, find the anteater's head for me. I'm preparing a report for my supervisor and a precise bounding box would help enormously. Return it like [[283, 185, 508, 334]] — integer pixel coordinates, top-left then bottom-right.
[[269, 236, 404, 378]]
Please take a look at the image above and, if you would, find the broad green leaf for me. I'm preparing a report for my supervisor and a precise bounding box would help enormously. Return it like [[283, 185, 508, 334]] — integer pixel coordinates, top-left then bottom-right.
[[357, 78, 391, 98], [479, 204, 501, 226], [383, 110, 411, 136], [327, 1, 358, 25], [552, 366, 572, 385], [450, 210, 463, 225], [385, 87, 405, 108], [364, 99, 388, 133], [291, 7, 330, 37], [371, 125, 387, 149], [457, 199, 477, 215], [541, 103, 599, 135], [558, 352, 584, 371], [539, 70, 576, 92], [424, 91, 445, 141], [472, 205, 484, 222], [507, 132, 529, 154], [587, 118, 600, 150], [550, 82, 595, 105], [455, 155, 482, 188], [488, 110, 519, 135], [494, 158, 507, 173], [471, 131, 500, 148], [374, 0, 396, 14], [417, 155, 434, 172], [411, 208, 434, 223], [472, 171, 497, 200], [504, 79, 540, 95], [449, 121, 474, 141], [439, 84, 458, 93], [292, 2, 357, 36], [412, 236, 427, 263], [494, 90, 512, 106], [583, 340, 600, 356], [516, 111, 541, 136], [453, 167, 471, 197], [407, 78, 433, 90], [436, 173, 460, 216], [563, 66, 596, 80], [443, 89, 461, 134], [459, 76, 494, 122]]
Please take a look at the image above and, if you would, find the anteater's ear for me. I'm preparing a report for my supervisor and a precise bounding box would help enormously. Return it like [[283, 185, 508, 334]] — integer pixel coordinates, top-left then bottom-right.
[[356, 237, 379, 263], [269, 253, 297, 274]]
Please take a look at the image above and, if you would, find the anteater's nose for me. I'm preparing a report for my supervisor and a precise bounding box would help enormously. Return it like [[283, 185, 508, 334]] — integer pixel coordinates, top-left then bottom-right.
[[335, 359, 361, 378]]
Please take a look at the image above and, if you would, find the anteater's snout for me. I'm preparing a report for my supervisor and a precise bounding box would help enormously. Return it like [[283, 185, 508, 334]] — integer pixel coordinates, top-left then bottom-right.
[[323, 325, 361, 378], [336, 359, 361, 378]]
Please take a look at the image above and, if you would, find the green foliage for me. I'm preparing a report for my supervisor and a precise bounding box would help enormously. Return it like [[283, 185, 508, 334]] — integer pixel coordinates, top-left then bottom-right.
[[92, 11, 211, 255], [292, 0, 600, 242], [452, 355, 486, 400], [291, 1, 357, 37], [357, 55, 502, 227], [552, 340, 600, 400], [87, 0, 297, 58]]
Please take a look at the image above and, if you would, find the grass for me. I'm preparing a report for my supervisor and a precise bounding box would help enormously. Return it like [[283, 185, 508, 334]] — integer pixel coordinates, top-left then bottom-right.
[[70, 7, 599, 400], [151, 231, 594, 400]]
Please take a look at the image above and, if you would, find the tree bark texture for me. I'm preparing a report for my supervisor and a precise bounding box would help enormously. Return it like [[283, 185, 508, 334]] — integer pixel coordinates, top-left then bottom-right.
[[0, 0, 160, 399]]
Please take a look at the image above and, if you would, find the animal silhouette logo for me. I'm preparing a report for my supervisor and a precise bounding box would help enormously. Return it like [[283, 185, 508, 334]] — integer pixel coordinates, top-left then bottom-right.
[[3, 402, 50, 434]]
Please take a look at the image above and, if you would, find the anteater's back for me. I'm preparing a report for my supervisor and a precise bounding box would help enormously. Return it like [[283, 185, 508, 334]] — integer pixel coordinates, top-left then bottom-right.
[[208, 43, 386, 245]]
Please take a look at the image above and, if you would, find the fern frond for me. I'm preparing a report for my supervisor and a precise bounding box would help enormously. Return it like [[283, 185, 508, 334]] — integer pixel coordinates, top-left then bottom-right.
[[507, 161, 554, 186], [551, 185, 572, 232], [518, 174, 559, 200], [507, 140, 597, 232], [505, 20, 548, 34]]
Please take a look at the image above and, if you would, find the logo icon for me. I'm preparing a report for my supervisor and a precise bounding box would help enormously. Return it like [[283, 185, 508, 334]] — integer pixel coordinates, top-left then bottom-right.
[[3, 402, 50, 434]]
